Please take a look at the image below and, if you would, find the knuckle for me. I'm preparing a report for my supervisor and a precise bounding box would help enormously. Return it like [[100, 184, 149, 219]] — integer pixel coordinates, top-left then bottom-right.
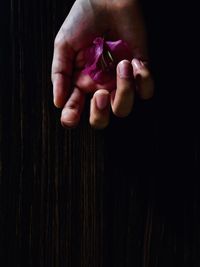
[[136, 68, 151, 80], [112, 0, 136, 11], [60, 120, 77, 129], [51, 72, 56, 83], [113, 105, 131, 118], [54, 35, 61, 48], [60, 112, 79, 128], [54, 32, 65, 49], [142, 69, 151, 80], [67, 99, 80, 110], [90, 117, 109, 129]]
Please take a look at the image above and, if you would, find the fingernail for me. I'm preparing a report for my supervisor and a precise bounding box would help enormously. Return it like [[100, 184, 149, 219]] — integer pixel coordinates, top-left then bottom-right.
[[96, 93, 109, 110], [61, 109, 79, 127], [54, 98, 59, 108], [118, 60, 132, 78], [132, 59, 143, 70]]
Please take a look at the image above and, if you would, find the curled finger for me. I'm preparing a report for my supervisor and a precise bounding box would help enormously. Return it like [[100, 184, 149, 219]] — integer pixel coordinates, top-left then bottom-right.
[[132, 58, 154, 100], [89, 90, 110, 129], [111, 60, 135, 118], [61, 87, 85, 128]]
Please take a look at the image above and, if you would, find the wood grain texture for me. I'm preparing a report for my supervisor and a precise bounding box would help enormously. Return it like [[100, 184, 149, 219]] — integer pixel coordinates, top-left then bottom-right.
[[0, 1, 200, 267]]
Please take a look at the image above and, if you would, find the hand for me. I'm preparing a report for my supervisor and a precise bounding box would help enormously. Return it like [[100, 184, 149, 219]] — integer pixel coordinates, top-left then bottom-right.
[[51, 0, 154, 129]]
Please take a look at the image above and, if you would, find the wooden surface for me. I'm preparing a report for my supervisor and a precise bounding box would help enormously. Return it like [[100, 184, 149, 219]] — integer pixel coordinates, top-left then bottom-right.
[[0, 1, 199, 266]]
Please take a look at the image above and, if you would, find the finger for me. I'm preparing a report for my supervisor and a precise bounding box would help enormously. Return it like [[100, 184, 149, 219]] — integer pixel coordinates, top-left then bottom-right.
[[51, 35, 75, 108], [132, 58, 154, 100], [89, 90, 110, 129], [61, 88, 85, 128], [74, 70, 116, 93], [111, 60, 134, 118]]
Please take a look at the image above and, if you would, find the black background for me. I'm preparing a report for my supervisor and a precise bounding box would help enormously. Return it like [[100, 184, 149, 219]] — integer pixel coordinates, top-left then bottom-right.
[[0, 0, 199, 266]]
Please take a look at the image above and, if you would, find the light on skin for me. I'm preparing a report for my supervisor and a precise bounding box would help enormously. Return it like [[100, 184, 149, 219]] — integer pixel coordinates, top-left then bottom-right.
[[51, 0, 154, 129]]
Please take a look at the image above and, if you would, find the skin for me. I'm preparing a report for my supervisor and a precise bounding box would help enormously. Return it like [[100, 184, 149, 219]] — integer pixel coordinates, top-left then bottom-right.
[[51, 0, 154, 129]]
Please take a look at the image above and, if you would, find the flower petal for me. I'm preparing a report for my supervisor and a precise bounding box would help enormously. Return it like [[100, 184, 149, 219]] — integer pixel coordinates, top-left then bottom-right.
[[106, 40, 132, 62], [82, 37, 132, 86], [83, 37, 104, 70]]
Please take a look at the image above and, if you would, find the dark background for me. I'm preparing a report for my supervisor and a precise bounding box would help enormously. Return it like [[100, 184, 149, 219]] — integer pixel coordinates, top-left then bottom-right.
[[0, 0, 199, 266]]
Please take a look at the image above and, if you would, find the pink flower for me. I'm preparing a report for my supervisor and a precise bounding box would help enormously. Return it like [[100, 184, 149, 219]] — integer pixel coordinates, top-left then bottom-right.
[[82, 37, 132, 85]]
